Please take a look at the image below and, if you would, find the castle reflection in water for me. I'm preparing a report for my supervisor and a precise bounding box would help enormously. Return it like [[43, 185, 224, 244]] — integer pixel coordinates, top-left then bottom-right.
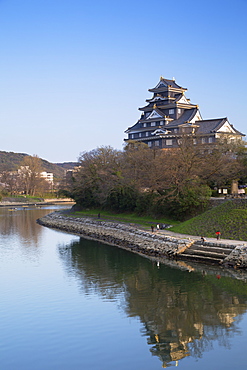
[[59, 237, 247, 368]]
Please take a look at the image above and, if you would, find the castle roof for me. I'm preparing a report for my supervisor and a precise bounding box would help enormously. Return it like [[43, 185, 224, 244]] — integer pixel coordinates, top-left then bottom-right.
[[196, 118, 245, 136], [168, 108, 199, 127], [148, 77, 186, 92], [125, 77, 245, 142]]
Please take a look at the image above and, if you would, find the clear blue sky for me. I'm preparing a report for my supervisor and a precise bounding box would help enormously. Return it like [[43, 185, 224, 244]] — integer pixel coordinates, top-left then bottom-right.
[[0, 0, 246, 163]]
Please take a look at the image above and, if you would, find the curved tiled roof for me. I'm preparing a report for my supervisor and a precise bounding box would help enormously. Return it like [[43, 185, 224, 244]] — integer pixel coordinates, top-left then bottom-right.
[[159, 78, 182, 89], [167, 108, 199, 127], [148, 78, 187, 93], [145, 107, 165, 120], [125, 78, 245, 140], [195, 118, 227, 134], [174, 93, 183, 102], [194, 118, 244, 136]]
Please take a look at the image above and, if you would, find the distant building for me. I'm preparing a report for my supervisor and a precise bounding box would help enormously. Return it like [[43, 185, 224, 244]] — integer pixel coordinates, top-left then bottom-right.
[[125, 77, 245, 148], [40, 171, 54, 184]]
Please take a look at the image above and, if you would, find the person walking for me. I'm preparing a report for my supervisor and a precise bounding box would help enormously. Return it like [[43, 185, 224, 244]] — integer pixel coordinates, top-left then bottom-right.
[[216, 231, 221, 240]]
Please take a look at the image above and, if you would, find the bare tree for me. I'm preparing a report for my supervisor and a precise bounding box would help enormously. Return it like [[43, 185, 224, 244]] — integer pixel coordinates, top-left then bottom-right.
[[72, 146, 123, 207], [0, 171, 20, 195], [18, 155, 46, 196]]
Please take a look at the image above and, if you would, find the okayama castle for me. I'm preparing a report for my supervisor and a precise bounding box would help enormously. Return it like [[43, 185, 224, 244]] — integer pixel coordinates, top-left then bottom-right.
[[125, 77, 245, 149]]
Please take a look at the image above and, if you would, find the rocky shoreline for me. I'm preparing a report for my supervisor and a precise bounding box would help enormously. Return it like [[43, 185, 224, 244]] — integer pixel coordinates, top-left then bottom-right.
[[37, 211, 195, 257], [0, 199, 74, 207], [37, 211, 247, 270]]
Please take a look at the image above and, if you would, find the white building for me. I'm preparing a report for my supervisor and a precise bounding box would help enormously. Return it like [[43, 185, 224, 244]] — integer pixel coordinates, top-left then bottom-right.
[[40, 171, 54, 184]]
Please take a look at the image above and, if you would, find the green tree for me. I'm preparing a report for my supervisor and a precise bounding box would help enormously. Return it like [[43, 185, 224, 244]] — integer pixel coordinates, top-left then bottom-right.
[[71, 146, 123, 208], [105, 185, 138, 212]]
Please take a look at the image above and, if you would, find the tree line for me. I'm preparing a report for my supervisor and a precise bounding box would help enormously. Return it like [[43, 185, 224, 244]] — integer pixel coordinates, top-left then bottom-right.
[[0, 155, 52, 197], [67, 137, 247, 220]]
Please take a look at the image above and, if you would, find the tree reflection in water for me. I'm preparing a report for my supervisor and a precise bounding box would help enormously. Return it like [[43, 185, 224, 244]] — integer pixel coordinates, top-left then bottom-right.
[[0, 207, 50, 246], [0, 206, 71, 247], [59, 237, 247, 368]]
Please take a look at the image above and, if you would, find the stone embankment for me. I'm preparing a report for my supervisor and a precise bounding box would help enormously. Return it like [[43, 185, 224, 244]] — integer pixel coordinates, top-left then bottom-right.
[[37, 212, 247, 269], [0, 198, 74, 207]]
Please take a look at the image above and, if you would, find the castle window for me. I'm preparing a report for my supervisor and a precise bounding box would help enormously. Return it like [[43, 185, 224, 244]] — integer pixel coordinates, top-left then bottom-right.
[[174, 129, 178, 133], [139, 133, 142, 137], [202, 138, 206, 144], [143, 123, 147, 127], [151, 122, 156, 127], [155, 140, 160, 146], [166, 139, 173, 146], [148, 141, 152, 147], [208, 137, 213, 143], [160, 121, 164, 125], [146, 132, 149, 137], [169, 109, 174, 114], [193, 139, 197, 145]]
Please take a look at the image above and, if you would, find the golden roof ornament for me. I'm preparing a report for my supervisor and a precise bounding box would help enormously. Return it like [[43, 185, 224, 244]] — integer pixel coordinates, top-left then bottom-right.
[[153, 103, 157, 109]]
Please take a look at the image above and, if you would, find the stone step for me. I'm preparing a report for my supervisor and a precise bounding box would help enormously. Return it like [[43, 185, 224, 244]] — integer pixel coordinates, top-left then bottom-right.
[[196, 242, 236, 250], [179, 253, 223, 263], [183, 249, 227, 259], [186, 245, 233, 256]]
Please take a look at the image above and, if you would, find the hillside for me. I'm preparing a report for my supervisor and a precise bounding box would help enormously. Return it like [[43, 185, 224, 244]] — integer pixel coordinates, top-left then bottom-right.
[[55, 162, 78, 170], [0, 151, 77, 180], [171, 199, 247, 241]]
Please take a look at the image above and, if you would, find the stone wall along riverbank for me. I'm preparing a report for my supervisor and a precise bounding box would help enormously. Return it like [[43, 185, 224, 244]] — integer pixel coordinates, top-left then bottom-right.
[[37, 212, 247, 269], [37, 212, 195, 258]]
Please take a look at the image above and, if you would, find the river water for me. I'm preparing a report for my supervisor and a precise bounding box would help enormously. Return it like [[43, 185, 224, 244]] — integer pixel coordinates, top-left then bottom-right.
[[0, 205, 247, 369]]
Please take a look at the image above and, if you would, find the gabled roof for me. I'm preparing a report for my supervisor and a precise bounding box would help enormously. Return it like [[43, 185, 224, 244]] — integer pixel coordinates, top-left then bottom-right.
[[195, 118, 245, 136], [154, 78, 183, 89], [126, 108, 200, 133], [148, 77, 187, 93], [175, 93, 192, 105], [195, 118, 226, 134], [125, 77, 245, 140], [144, 107, 164, 120], [167, 108, 199, 127]]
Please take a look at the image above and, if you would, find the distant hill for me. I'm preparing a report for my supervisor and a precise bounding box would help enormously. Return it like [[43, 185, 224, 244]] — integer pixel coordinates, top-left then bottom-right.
[[0, 151, 78, 180], [55, 162, 79, 170]]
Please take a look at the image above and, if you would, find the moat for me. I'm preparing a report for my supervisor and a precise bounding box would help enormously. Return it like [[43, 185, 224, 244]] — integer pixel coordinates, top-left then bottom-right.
[[1, 205, 247, 369]]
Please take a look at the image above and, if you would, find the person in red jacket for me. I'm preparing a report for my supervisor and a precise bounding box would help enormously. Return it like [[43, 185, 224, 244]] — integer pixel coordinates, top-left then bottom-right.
[[216, 231, 221, 240]]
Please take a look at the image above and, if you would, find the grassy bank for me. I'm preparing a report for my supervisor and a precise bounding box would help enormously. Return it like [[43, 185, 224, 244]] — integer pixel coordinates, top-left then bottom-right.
[[69, 209, 180, 229], [170, 200, 247, 241], [2, 195, 44, 203], [69, 200, 247, 241]]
